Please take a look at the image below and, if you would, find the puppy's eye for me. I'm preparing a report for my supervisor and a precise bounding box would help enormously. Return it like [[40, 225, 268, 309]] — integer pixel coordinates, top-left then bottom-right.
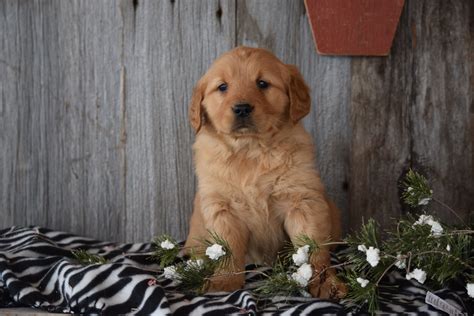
[[218, 83, 228, 92], [257, 80, 269, 89]]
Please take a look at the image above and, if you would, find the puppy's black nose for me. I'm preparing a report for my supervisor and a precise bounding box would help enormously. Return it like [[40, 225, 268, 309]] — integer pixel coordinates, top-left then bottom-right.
[[233, 103, 253, 118]]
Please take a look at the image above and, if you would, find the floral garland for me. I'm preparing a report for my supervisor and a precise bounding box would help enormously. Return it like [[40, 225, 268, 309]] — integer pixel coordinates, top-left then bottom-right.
[[73, 170, 473, 314]]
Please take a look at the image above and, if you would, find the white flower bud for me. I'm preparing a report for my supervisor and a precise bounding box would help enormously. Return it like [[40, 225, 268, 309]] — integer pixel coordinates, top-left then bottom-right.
[[467, 283, 474, 298], [356, 277, 369, 288], [206, 244, 226, 260], [413, 214, 443, 236], [163, 266, 179, 280], [366, 247, 380, 267], [291, 263, 313, 287], [160, 239, 175, 250], [429, 221, 443, 236], [292, 245, 310, 266], [418, 197, 431, 206], [406, 268, 427, 284]]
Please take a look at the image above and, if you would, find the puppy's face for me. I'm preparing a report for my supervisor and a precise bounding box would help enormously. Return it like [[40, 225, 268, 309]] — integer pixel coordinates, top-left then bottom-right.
[[189, 47, 310, 136]]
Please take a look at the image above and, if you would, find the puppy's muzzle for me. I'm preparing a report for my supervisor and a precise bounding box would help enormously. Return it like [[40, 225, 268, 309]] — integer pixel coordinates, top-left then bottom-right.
[[232, 103, 253, 118]]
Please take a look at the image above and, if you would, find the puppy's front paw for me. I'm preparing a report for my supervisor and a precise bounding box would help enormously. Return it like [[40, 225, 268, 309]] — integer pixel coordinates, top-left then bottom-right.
[[309, 272, 347, 300], [207, 273, 245, 293]]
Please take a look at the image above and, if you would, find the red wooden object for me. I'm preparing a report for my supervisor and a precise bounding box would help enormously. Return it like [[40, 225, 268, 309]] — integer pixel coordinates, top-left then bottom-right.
[[304, 0, 405, 56]]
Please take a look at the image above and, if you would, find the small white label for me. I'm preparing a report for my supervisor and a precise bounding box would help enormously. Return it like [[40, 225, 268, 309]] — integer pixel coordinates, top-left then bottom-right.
[[425, 291, 464, 316]]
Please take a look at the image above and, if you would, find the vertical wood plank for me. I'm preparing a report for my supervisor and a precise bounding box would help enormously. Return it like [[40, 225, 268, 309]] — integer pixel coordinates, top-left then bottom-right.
[[407, 0, 473, 223], [0, 0, 126, 241], [237, 0, 352, 232], [0, 0, 21, 227], [350, 1, 415, 230], [349, 0, 473, 230], [123, 0, 236, 242]]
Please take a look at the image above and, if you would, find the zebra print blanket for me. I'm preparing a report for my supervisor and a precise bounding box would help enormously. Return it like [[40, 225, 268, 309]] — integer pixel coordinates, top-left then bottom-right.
[[0, 226, 471, 315]]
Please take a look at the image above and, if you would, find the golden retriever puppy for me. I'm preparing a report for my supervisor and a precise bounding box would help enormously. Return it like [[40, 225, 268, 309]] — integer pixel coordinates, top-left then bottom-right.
[[184, 46, 346, 299]]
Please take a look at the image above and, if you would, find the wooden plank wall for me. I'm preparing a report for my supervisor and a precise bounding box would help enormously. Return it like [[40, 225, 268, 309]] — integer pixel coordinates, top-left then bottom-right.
[[0, 0, 472, 243]]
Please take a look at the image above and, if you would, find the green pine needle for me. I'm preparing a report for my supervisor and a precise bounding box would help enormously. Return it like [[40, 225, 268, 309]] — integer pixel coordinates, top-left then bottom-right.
[[175, 259, 215, 294], [201, 230, 233, 269], [385, 215, 472, 286], [72, 249, 107, 265], [280, 234, 319, 267], [344, 269, 379, 313], [159, 231, 235, 294], [346, 218, 380, 248], [401, 169, 433, 208], [254, 258, 302, 297], [151, 234, 181, 268]]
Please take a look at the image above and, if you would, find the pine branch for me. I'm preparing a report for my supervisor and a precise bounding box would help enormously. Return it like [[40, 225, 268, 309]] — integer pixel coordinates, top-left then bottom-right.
[[254, 258, 302, 297], [151, 234, 181, 268], [201, 230, 233, 269], [175, 259, 215, 294], [400, 169, 433, 208], [71, 249, 107, 265]]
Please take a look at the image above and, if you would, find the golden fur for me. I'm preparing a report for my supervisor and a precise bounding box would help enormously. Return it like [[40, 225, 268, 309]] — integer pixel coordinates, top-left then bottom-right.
[[185, 47, 346, 299]]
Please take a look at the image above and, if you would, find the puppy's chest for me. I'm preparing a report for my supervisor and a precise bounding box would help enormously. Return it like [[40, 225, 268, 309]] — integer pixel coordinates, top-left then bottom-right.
[[217, 150, 289, 208], [232, 151, 284, 184]]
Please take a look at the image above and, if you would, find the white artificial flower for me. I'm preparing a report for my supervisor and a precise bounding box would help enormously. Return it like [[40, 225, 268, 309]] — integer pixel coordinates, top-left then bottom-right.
[[292, 245, 310, 266], [414, 214, 433, 226], [356, 277, 369, 288], [291, 263, 313, 287], [467, 283, 474, 298], [429, 221, 443, 236], [413, 214, 443, 236], [366, 247, 380, 267], [160, 239, 175, 250], [206, 244, 226, 260], [357, 245, 368, 252], [395, 253, 406, 269], [407, 187, 413, 192], [406, 268, 427, 284], [418, 198, 431, 206], [163, 266, 179, 280], [446, 244, 451, 252]]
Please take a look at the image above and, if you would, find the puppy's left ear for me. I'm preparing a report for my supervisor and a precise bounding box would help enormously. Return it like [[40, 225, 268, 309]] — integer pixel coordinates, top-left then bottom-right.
[[286, 64, 311, 124], [189, 81, 204, 133]]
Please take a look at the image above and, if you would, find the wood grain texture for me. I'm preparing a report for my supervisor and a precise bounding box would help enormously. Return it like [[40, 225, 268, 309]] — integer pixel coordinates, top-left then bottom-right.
[[0, 1, 127, 241], [121, 0, 236, 242], [0, 0, 472, 242], [350, 0, 473, 230], [237, 0, 352, 232], [406, 0, 473, 224]]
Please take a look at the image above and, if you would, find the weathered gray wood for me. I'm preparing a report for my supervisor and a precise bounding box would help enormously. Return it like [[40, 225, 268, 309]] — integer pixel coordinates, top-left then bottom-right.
[[0, 0, 20, 227], [349, 0, 473, 230], [237, 0, 352, 232], [407, 0, 473, 224], [0, 0, 472, 243], [0, 0, 126, 241], [122, 0, 236, 242]]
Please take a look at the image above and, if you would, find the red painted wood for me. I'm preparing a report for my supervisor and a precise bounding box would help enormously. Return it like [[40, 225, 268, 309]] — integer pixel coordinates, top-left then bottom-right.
[[304, 0, 405, 56]]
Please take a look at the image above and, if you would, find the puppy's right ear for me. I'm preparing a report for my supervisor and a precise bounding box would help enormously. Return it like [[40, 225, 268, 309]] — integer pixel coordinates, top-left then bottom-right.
[[189, 82, 204, 133]]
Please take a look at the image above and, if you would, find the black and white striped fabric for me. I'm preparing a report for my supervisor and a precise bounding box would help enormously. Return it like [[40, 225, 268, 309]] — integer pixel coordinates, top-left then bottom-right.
[[0, 226, 471, 315]]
